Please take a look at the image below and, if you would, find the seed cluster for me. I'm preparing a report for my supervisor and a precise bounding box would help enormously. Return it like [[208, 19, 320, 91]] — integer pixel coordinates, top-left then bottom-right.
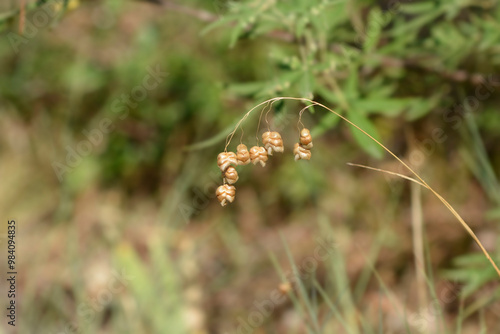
[[216, 128, 313, 206], [216, 184, 236, 207], [217, 152, 237, 171], [247, 146, 265, 167], [236, 144, 250, 165], [262, 131, 284, 155], [293, 128, 313, 161]]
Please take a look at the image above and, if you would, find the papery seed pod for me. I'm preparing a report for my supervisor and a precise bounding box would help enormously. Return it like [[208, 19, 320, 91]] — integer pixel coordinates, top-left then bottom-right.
[[217, 152, 238, 171], [300, 128, 313, 149], [224, 166, 239, 184], [216, 184, 236, 207], [249, 146, 268, 167], [262, 131, 284, 155], [236, 144, 250, 165], [262, 131, 271, 151], [269, 131, 284, 153], [293, 143, 311, 161]]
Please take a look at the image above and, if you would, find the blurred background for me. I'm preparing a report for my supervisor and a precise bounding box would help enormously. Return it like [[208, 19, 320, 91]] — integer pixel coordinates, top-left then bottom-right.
[[1, 0, 500, 333]]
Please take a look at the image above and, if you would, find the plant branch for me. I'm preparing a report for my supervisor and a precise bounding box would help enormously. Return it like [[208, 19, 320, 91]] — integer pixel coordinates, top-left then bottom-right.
[[161, 1, 496, 85]]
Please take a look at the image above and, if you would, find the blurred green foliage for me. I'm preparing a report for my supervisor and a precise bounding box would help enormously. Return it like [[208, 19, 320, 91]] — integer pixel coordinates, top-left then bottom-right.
[[204, 0, 500, 157], [2, 0, 500, 183], [1, 0, 500, 333]]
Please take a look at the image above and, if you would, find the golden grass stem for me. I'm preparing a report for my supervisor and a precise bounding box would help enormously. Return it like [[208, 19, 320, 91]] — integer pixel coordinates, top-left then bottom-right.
[[227, 97, 500, 278]]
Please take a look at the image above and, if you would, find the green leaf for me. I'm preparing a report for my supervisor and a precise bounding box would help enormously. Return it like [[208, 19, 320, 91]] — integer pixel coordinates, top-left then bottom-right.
[[363, 75, 395, 97], [344, 64, 360, 100], [184, 121, 238, 151], [295, 16, 309, 38], [453, 253, 492, 267], [339, 45, 361, 64], [227, 72, 302, 98], [253, 19, 285, 37], [312, 112, 340, 137], [405, 94, 441, 121], [441, 253, 500, 298], [317, 0, 349, 31], [398, 2, 437, 15], [299, 69, 315, 99], [442, 266, 497, 298], [316, 83, 340, 105], [0, 8, 18, 22], [346, 110, 384, 159], [363, 8, 384, 53], [475, 19, 500, 51], [353, 98, 417, 116], [486, 207, 500, 220], [390, 10, 443, 37], [229, 21, 247, 48], [377, 27, 416, 55], [201, 13, 244, 36], [227, 80, 268, 96]]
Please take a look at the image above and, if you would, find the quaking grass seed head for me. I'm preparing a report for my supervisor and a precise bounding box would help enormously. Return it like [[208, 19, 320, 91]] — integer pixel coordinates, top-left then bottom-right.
[[249, 146, 268, 167], [300, 128, 313, 149], [293, 142, 311, 161], [236, 144, 251, 165], [211, 98, 500, 298], [216, 184, 236, 207], [224, 166, 239, 184], [217, 100, 315, 207], [217, 152, 238, 171], [262, 131, 284, 155]]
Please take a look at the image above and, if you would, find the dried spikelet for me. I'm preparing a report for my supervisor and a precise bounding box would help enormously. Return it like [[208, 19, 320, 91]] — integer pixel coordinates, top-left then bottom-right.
[[249, 146, 268, 167], [224, 166, 239, 184], [262, 131, 284, 155], [293, 143, 311, 161], [236, 144, 250, 165], [216, 184, 236, 206], [300, 128, 313, 149], [217, 152, 237, 171]]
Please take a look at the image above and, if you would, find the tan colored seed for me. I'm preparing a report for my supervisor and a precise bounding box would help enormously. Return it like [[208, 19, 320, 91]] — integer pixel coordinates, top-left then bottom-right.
[[300, 128, 313, 149], [217, 152, 238, 171], [262, 131, 284, 155], [293, 143, 311, 161], [224, 166, 239, 184], [216, 184, 236, 206], [236, 144, 250, 165], [249, 146, 268, 167]]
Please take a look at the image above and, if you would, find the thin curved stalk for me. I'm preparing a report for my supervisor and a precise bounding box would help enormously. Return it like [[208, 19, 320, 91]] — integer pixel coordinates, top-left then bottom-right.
[[226, 96, 500, 278]]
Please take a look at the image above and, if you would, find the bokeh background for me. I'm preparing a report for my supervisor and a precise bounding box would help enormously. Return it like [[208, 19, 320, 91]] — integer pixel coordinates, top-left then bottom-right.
[[1, 0, 500, 333]]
